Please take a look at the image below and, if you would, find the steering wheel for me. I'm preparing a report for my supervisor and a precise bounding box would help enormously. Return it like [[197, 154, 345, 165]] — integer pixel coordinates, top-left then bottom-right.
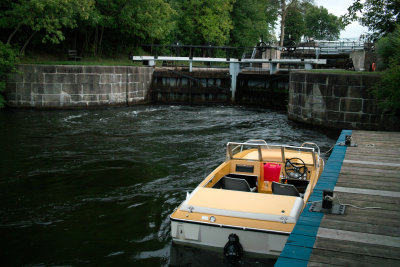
[[285, 157, 307, 180]]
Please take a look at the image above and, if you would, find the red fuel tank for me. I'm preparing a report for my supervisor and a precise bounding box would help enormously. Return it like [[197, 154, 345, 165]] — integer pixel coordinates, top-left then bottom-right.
[[263, 163, 281, 182]]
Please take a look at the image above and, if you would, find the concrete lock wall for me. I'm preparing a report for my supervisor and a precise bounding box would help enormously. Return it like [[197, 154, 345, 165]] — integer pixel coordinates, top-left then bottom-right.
[[150, 68, 231, 104], [5, 64, 154, 108], [288, 71, 399, 131]]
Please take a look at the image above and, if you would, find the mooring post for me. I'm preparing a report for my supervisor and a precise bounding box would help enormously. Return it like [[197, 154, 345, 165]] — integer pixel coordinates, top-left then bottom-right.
[[189, 60, 193, 72], [229, 61, 241, 102]]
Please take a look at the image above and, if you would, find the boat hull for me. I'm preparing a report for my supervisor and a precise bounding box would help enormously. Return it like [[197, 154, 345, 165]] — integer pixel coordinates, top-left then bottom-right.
[[171, 219, 289, 257]]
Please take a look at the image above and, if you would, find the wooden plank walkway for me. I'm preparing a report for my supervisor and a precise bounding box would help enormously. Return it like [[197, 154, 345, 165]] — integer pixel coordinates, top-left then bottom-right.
[[276, 130, 400, 267]]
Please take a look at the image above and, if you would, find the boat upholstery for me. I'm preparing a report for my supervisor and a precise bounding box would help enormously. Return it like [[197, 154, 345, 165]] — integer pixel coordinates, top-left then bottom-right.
[[224, 177, 256, 192], [271, 182, 301, 197]]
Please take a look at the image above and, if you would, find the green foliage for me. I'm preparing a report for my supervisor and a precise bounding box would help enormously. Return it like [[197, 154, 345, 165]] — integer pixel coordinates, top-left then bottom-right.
[[373, 24, 400, 114], [304, 5, 344, 40], [375, 36, 394, 70], [0, 0, 281, 58], [3, 0, 95, 46], [344, 0, 400, 40], [231, 0, 279, 47], [282, 1, 343, 43], [116, 0, 176, 42], [374, 63, 400, 114], [173, 0, 235, 46], [375, 24, 400, 70], [284, 2, 306, 44], [0, 41, 19, 108]]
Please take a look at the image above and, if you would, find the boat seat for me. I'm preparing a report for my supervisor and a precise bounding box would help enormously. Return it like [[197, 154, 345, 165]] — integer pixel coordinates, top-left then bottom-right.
[[224, 177, 256, 192], [272, 182, 301, 197]]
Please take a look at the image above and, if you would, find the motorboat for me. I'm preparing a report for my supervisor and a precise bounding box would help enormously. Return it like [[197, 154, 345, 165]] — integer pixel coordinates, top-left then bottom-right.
[[169, 140, 324, 259]]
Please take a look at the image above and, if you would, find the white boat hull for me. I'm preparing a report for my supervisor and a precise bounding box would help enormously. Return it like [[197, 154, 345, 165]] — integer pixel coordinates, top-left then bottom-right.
[[171, 220, 289, 257]]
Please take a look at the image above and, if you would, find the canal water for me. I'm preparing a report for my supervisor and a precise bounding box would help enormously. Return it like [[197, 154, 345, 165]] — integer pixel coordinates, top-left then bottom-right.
[[0, 106, 337, 266]]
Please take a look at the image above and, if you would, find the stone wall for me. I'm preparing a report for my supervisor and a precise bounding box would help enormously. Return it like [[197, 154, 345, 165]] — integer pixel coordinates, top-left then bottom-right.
[[288, 71, 399, 131], [5, 64, 153, 108]]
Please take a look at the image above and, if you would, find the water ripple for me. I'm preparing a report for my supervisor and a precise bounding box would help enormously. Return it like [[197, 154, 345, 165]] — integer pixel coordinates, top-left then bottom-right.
[[0, 105, 338, 266]]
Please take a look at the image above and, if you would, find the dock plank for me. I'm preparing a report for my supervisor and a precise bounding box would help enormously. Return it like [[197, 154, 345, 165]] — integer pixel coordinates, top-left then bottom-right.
[[344, 154, 400, 164], [314, 238, 400, 260], [324, 212, 399, 226], [307, 262, 342, 267], [308, 130, 400, 267], [308, 249, 399, 267], [277, 130, 400, 267], [335, 180, 400, 191], [337, 175, 399, 185], [331, 191, 400, 205], [339, 170, 400, 180], [320, 218, 400, 237]]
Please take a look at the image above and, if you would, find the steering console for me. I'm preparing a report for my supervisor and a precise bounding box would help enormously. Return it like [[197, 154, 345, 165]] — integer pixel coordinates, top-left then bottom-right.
[[285, 157, 307, 180]]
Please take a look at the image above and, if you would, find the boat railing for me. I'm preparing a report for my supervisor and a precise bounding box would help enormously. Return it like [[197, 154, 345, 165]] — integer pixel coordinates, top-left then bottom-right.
[[301, 142, 320, 156], [226, 142, 316, 165], [301, 142, 321, 168]]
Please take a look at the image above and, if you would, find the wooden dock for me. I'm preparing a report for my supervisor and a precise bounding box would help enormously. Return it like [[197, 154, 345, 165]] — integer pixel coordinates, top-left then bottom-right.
[[276, 130, 400, 266]]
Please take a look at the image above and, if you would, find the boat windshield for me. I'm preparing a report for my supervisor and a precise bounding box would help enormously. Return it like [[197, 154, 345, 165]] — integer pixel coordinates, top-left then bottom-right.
[[226, 141, 316, 165], [227, 142, 263, 161]]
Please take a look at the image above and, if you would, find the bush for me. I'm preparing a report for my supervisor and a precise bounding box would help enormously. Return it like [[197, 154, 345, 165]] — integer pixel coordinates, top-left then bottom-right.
[[375, 24, 400, 69], [0, 41, 19, 108], [373, 24, 400, 114], [374, 63, 400, 114], [375, 36, 394, 70]]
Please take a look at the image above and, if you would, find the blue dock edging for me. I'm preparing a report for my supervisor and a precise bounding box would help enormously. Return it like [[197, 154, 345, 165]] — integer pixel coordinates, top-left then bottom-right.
[[275, 129, 352, 266]]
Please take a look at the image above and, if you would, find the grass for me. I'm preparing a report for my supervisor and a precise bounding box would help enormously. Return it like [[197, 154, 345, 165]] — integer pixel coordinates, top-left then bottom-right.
[[20, 55, 144, 66], [307, 69, 381, 75], [19, 55, 230, 68]]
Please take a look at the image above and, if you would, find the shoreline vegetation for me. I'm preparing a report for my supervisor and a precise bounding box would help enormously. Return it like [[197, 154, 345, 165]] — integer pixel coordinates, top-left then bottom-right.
[[0, 1, 399, 112]]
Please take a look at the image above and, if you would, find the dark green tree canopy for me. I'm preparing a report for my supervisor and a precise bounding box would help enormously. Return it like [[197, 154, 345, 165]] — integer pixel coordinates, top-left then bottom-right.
[[0, 0, 346, 58], [373, 24, 400, 114], [283, 1, 306, 45], [304, 5, 344, 40], [172, 0, 235, 46], [1, 0, 95, 54], [231, 0, 279, 47], [283, 1, 343, 43], [344, 0, 400, 40]]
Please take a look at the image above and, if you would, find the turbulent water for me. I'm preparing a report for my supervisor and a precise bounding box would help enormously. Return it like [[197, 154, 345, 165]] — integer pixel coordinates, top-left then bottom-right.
[[0, 106, 338, 266]]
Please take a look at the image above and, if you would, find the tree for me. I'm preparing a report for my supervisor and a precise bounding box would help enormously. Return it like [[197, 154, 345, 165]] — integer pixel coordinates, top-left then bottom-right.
[[230, 0, 279, 48], [373, 24, 400, 114], [283, 1, 306, 45], [278, 0, 298, 47], [282, 1, 342, 43], [1, 0, 95, 55], [344, 0, 400, 40], [117, 0, 176, 44], [304, 5, 344, 40], [174, 0, 235, 45], [0, 41, 19, 108]]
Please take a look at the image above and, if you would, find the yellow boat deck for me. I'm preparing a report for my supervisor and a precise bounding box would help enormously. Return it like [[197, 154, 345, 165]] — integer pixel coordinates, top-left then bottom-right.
[[180, 187, 303, 223], [171, 141, 322, 232]]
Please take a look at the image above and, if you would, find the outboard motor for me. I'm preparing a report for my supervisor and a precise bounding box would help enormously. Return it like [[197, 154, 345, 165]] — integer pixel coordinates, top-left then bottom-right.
[[224, 233, 243, 262]]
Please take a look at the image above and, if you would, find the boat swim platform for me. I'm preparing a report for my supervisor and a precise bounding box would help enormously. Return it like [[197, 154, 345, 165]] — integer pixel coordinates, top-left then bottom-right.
[[276, 130, 400, 266]]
